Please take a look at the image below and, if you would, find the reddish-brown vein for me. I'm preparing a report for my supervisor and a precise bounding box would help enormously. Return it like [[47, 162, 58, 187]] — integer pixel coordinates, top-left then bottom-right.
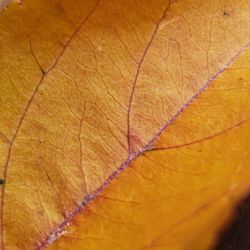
[[29, 38, 45, 74], [149, 119, 250, 151], [78, 105, 88, 193], [99, 195, 141, 205], [0, 1, 100, 249], [126, 0, 171, 154]]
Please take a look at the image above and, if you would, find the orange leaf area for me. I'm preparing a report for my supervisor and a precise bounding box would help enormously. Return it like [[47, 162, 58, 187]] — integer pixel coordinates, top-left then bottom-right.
[[0, 0, 250, 249]]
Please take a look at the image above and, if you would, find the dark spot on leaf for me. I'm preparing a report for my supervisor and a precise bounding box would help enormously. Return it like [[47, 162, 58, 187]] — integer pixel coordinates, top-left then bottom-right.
[[0, 179, 5, 185], [223, 11, 230, 17]]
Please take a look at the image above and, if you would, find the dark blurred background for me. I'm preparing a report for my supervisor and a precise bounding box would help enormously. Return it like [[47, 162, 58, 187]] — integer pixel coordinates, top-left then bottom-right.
[[216, 197, 250, 250]]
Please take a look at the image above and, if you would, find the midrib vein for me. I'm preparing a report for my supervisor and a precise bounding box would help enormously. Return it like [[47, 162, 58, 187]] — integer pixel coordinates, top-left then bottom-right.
[[38, 6, 250, 250]]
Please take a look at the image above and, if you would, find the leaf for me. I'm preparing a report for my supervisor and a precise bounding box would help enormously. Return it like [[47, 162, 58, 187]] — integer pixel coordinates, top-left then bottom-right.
[[0, 0, 250, 249]]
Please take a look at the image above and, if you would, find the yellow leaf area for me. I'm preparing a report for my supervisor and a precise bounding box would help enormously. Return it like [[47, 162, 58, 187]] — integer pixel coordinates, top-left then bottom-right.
[[0, 0, 250, 249]]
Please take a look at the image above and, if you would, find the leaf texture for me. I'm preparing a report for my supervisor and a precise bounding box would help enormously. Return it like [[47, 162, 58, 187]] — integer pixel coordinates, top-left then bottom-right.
[[48, 47, 250, 250], [0, 0, 250, 249]]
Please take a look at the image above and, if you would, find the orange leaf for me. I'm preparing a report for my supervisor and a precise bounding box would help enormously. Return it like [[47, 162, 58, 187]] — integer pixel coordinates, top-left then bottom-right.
[[0, 0, 250, 249]]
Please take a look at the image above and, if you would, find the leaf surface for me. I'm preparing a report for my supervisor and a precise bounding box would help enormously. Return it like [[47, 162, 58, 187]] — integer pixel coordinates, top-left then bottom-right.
[[0, 0, 250, 249], [49, 47, 250, 250]]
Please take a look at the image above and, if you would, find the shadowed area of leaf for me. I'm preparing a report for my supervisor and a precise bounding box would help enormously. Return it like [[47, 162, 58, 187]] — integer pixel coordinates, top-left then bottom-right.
[[216, 196, 250, 250]]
